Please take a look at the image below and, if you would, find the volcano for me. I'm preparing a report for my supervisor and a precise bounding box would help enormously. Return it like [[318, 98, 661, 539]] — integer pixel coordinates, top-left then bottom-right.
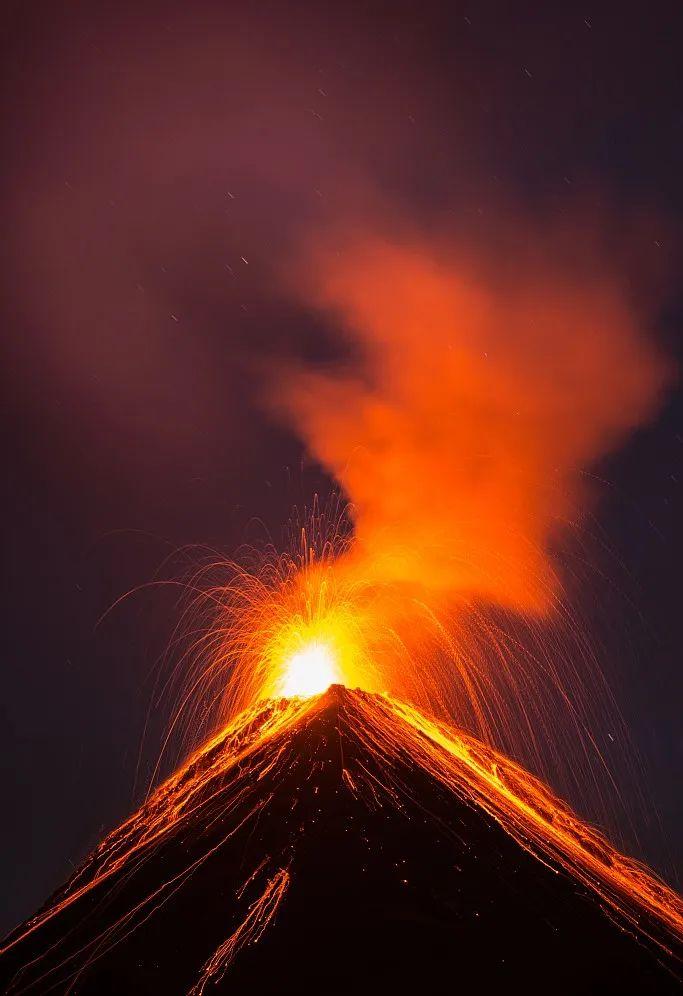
[[2, 685, 681, 994]]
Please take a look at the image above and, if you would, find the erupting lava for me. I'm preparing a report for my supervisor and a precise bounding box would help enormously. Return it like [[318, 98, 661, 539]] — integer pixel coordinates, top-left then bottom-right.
[[2, 214, 681, 992], [278, 640, 341, 698]]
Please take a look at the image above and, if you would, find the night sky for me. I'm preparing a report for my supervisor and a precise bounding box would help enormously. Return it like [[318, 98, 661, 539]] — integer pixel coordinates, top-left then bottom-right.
[[2, 1, 683, 933]]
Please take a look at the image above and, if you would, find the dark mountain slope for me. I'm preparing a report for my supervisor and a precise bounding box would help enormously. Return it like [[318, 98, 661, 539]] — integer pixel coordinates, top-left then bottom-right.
[[1, 686, 681, 994]]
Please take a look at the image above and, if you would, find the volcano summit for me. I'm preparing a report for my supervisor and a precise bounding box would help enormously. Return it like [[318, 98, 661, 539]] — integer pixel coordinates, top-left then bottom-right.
[[1, 686, 681, 994]]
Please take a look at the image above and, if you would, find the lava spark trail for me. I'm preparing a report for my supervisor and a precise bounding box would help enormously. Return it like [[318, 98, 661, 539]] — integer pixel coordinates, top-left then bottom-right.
[[188, 868, 290, 996]]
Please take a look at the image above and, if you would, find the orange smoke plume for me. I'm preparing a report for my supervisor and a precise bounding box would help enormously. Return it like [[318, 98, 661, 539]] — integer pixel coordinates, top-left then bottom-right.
[[154, 210, 672, 831], [276, 219, 669, 616]]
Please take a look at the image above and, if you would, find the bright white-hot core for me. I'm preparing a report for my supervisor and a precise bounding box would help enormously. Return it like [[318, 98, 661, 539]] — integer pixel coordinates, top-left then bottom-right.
[[278, 641, 341, 698]]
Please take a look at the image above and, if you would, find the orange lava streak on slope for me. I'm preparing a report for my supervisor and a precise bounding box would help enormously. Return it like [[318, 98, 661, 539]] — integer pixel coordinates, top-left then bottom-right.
[[188, 868, 290, 996], [0, 695, 309, 975], [344, 690, 683, 950]]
